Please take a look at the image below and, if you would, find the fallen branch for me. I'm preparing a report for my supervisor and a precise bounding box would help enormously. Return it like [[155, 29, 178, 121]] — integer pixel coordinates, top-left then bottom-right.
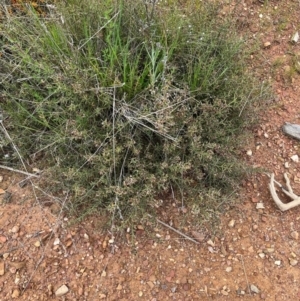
[[240, 255, 251, 295]]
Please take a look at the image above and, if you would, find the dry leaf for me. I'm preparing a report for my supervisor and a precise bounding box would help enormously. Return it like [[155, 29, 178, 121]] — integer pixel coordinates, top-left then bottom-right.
[[0, 188, 5, 194]]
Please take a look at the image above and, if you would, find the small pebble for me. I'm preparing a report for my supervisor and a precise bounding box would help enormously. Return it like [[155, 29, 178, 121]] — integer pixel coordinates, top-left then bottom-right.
[[0, 261, 5, 276], [0, 236, 7, 243], [55, 285, 69, 297], [53, 238, 60, 246], [12, 289, 20, 298], [228, 220, 235, 228], [291, 231, 299, 240], [289, 259, 298, 266], [221, 290, 229, 295], [256, 203, 265, 209], [11, 226, 20, 233], [291, 155, 299, 162], [250, 284, 260, 294]]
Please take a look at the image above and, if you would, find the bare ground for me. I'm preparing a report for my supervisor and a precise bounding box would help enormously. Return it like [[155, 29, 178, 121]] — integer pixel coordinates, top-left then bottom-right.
[[1, 0, 300, 300]]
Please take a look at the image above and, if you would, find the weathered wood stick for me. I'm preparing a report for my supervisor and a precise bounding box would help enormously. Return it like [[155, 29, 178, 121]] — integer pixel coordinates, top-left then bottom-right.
[[0, 164, 39, 178]]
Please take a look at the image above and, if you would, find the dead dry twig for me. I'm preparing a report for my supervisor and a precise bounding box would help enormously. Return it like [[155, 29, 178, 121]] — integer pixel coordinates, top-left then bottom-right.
[[148, 214, 200, 244]]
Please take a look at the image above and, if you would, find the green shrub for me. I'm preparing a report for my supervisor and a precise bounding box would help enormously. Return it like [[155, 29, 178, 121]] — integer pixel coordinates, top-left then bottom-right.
[[0, 0, 269, 224]]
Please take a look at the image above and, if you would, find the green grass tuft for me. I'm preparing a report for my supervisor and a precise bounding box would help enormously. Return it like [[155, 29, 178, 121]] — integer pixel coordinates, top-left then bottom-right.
[[0, 0, 270, 227]]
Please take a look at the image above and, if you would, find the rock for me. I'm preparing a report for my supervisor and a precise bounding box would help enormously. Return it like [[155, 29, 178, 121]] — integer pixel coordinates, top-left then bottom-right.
[[171, 286, 177, 293], [47, 284, 53, 295], [263, 41, 271, 48], [283, 123, 300, 141], [291, 155, 299, 163], [225, 266, 232, 272], [250, 284, 260, 294], [12, 289, 20, 298], [0, 261, 5, 276], [0, 236, 7, 243], [207, 239, 215, 247], [265, 248, 274, 253], [260, 292, 266, 299], [9, 266, 17, 274], [246, 150, 252, 156], [147, 281, 154, 289], [248, 246, 254, 253], [292, 31, 299, 43], [11, 225, 20, 233], [228, 220, 235, 228], [32, 167, 42, 174], [221, 290, 229, 295], [256, 203, 265, 209], [53, 237, 60, 246], [291, 231, 299, 240], [116, 284, 122, 290], [294, 61, 300, 73], [274, 260, 281, 266], [289, 258, 298, 266], [65, 239, 73, 247], [55, 285, 69, 297], [183, 283, 191, 291], [34, 241, 41, 247]]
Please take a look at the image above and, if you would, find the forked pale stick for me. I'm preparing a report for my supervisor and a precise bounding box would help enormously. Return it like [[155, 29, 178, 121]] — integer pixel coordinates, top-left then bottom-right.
[[268, 173, 300, 211]]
